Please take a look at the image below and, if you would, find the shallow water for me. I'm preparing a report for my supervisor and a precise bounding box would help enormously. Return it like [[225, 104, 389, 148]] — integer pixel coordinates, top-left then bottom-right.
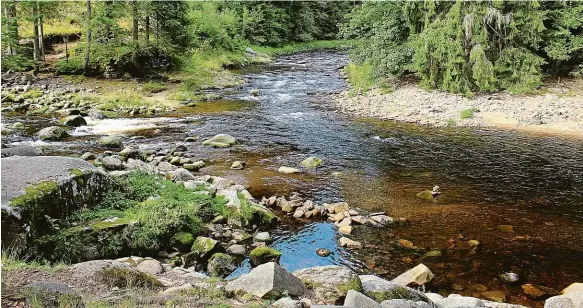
[[3, 52, 583, 306]]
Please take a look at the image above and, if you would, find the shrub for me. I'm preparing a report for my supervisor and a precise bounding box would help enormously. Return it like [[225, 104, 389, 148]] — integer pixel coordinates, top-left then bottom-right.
[[345, 62, 377, 96], [1, 54, 35, 72], [55, 59, 84, 75]]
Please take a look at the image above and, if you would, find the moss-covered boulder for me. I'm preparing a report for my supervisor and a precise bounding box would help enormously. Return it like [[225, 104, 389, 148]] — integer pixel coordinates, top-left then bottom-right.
[[98, 136, 123, 148], [191, 236, 222, 260], [202, 134, 236, 148], [37, 126, 69, 141], [249, 246, 282, 266], [207, 253, 236, 277], [1, 156, 118, 250], [359, 275, 435, 304], [23, 281, 84, 308], [294, 265, 361, 305], [300, 156, 323, 168], [172, 232, 194, 252]]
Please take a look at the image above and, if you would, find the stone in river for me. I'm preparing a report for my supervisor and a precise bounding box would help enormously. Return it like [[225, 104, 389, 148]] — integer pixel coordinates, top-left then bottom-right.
[[202, 134, 236, 148], [278, 166, 301, 174], [339, 225, 352, 235], [399, 239, 414, 249], [481, 290, 506, 302], [316, 248, 331, 257], [498, 225, 515, 233], [391, 264, 434, 287], [522, 284, 558, 300], [231, 161, 246, 170], [499, 272, 519, 284], [562, 283, 583, 294], [339, 237, 362, 249], [63, 115, 87, 127], [300, 156, 323, 168]]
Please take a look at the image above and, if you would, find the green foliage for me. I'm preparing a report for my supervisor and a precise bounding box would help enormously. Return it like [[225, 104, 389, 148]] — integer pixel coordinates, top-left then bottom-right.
[[96, 90, 153, 111], [56, 59, 84, 75], [141, 81, 167, 94], [345, 62, 377, 96], [343, 1, 581, 94], [250, 40, 353, 57], [460, 108, 475, 119], [96, 267, 162, 288], [0, 54, 35, 72]]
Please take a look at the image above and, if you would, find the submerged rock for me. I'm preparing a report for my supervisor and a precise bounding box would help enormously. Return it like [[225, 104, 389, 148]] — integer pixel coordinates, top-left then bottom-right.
[[225, 262, 306, 298], [254, 232, 273, 243], [300, 156, 323, 168], [37, 126, 69, 141], [63, 115, 87, 127], [202, 134, 236, 148], [231, 161, 246, 170], [391, 264, 434, 287]]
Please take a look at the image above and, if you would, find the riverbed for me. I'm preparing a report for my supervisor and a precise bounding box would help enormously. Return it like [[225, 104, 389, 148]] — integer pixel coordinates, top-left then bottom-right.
[[3, 52, 583, 307]]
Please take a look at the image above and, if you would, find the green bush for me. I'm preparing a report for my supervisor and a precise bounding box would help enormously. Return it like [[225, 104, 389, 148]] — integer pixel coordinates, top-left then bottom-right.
[[56, 59, 84, 75], [0, 54, 35, 72]]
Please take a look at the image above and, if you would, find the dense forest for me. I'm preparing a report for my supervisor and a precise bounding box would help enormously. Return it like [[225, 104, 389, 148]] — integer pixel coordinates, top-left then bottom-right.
[[1, 0, 582, 94]]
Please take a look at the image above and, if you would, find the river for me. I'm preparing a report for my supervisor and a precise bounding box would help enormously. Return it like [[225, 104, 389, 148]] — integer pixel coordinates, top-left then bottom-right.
[[3, 51, 583, 306]]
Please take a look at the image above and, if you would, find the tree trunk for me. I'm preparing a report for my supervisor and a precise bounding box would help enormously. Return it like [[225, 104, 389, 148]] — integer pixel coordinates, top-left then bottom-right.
[[32, 3, 40, 62], [83, 0, 92, 76], [145, 15, 150, 41], [3, 5, 12, 55], [10, 1, 18, 55], [37, 1, 45, 60], [132, 0, 138, 43]]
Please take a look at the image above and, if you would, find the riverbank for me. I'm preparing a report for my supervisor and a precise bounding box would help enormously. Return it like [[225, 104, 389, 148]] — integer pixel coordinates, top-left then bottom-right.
[[334, 81, 583, 137]]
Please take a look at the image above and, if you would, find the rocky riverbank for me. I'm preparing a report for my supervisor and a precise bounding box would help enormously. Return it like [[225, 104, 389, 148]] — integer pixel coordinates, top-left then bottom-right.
[[334, 83, 583, 136]]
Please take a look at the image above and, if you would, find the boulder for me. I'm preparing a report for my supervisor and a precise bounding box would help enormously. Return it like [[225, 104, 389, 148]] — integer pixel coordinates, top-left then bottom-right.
[[545, 295, 575, 308], [344, 290, 382, 308], [381, 299, 431, 308], [1, 146, 40, 157], [339, 225, 352, 235], [562, 283, 583, 294], [101, 156, 123, 170], [278, 166, 301, 174], [184, 160, 205, 171], [136, 259, 164, 275], [170, 168, 195, 182], [216, 188, 241, 208], [226, 244, 246, 255], [293, 265, 361, 305], [254, 232, 273, 243], [359, 275, 433, 304], [63, 115, 87, 127], [499, 272, 519, 285], [1, 156, 117, 247], [80, 152, 96, 160], [391, 264, 434, 287], [24, 281, 84, 308], [231, 161, 246, 170], [250, 246, 282, 266], [119, 147, 142, 160], [436, 295, 485, 308], [300, 156, 323, 168], [207, 253, 236, 277], [339, 237, 362, 249], [71, 259, 161, 287], [38, 126, 69, 141], [202, 134, 236, 148], [98, 136, 123, 148], [191, 236, 222, 260], [272, 297, 303, 308], [225, 262, 306, 298]]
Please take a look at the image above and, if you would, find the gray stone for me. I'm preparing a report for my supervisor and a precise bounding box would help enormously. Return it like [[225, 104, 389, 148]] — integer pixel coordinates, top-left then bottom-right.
[[380, 299, 428, 308], [231, 161, 246, 170], [437, 295, 485, 308], [225, 262, 306, 298], [136, 259, 164, 275], [101, 156, 123, 170], [80, 152, 96, 160], [499, 272, 519, 285], [207, 253, 236, 277], [424, 293, 443, 303], [24, 281, 83, 308], [564, 292, 583, 307], [37, 126, 69, 141], [300, 156, 323, 168], [227, 244, 246, 255], [63, 115, 87, 127], [391, 264, 434, 287], [1, 146, 40, 157], [157, 161, 175, 171], [216, 188, 241, 208], [202, 134, 236, 148], [184, 160, 206, 171], [98, 136, 123, 148], [278, 166, 301, 174], [191, 236, 221, 260], [170, 168, 195, 182], [254, 232, 272, 243], [294, 265, 361, 305], [344, 290, 382, 308], [272, 297, 303, 308], [1, 156, 116, 247]]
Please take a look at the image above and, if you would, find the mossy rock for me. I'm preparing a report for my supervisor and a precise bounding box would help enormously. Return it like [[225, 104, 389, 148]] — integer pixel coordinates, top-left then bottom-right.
[[365, 284, 432, 304], [37, 126, 69, 141], [191, 236, 222, 260], [23, 281, 84, 308], [96, 267, 162, 288], [300, 156, 323, 168], [207, 253, 236, 277], [172, 232, 194, 251], [202, 134, 236, 148], [249, 246, 282, 266], [98, 136, 123, 148]]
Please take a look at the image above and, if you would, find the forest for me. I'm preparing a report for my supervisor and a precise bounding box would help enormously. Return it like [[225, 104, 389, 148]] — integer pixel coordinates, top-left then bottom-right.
[[2, 1, 582, 95]]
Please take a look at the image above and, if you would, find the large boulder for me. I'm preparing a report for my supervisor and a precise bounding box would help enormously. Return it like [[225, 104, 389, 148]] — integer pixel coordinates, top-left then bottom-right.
[[1, 146, 40, 157], [391, 264, 434, 287], [359, 275, 434, 304], [23, 281, 84, 308], [344, 290, 382, 308], [37, 126, 69, 141], [436, 295, 485, 308], [1, 156, 117, 248], [98, 136, 123, 148], [202, 134, 236, 148], [293, 265, 361, 305], [71, 259, 161, 288], [225, 262, 306, 298], [191, 236, 222, 260]]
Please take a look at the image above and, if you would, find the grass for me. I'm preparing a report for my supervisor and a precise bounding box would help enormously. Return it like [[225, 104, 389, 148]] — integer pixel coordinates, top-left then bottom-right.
[[250, 39, 354, 57], [98, 90, 153, 110], [345, 62, 378, 96], [1, 249, 67, 273], [460, 108, 475, 119], [141, 81, 168, 94]]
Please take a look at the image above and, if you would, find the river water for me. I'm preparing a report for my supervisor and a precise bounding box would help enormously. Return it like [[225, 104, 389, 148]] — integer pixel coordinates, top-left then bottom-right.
[[3, 52, 583, 306]]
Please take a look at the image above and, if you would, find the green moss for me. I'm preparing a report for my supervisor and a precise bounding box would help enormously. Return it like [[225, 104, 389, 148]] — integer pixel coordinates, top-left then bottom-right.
[[364, 284, 429, 303], [97, 268, 162, 288], [69, 168, 85, 177], [141, 82, 167, 94], [26, 106, 49, 116], [460, 108, 475, 119], [21, 90, 44, 99], [10, 181, 58, 208], [249, 247, 282, 266], [173, 232, 194, 245], [338, 276, 363, 294]]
